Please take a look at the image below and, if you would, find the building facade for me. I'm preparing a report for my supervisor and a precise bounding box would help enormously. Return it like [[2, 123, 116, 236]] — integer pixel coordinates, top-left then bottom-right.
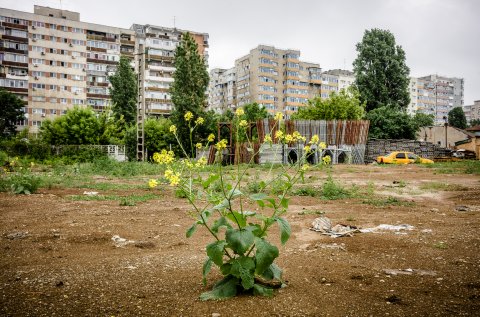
[[415, 74, 464, 125], [463, 100, 480, 125], [207, 67, 236, 114], [0, 6, 136, 133], [1, 6, 208, 133], [132, 24, 209, 116]]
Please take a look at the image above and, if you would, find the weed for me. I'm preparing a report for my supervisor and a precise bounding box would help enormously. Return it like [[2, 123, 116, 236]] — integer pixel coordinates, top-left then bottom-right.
[[420, 182, 466, 191], [320, 175, 354, 200], [298, 210, 325, 216], [68, 193, 159, 203], [292, 186, 317, 197], [362, 196, 415, 207], [0, 173, 41, 194], [119, 197, 136, 206]]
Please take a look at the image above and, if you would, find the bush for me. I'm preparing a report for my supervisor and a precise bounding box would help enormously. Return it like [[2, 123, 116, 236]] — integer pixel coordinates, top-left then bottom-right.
[[321, 175, 354, 200], [0, 173, 41, 194]]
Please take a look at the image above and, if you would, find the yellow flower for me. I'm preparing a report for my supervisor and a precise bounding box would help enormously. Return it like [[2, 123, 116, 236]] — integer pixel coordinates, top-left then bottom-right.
[[196, 142, 203, 149], [322, 155, 331, 165], [274, 112, 283, 121], [164, 169, 174, 179], [148, 179, 158, 188], [275, 130, 284, 140], [285, 134, 293, 143], [169, 125, 177, 134], [309, 134, 319, 144], [184, 111, 193, 122], [169, 173, 180, 186], [30, 162, 35, 167], [152, 149, 175, 164], [239, 120, 248, 128], [215, 139, 228, 150], [304, 145, 311, 153], [195, 157, 207, 168], [319, 142, 327, 149], [207, 133, 215, 142], [185, 160, 194, 168], [195, 117, 204, 125], [264, 135, 272, 143], [235, 108, 244, 116], [301, 164, 309, 171]]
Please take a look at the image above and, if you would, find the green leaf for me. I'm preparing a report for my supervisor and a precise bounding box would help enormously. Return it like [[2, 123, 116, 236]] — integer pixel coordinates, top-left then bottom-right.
[[226, 211, 247, 228], [226, 228, 255, 255], [261, 263, 283, 281], [202, 174, 220, 189], [280, 197, 290, 209], [206, 240, 227, 266], [202, 258, 212, 286], [254, 238, 279, 275], [227, 188, 242, 200], [220, 263, 232, 275], [230, 256, 255, 290], [186, 223, 197, 238], [199, 275, 238, 301], [211, 216, 232, 234], [250, 224, 263, 237], [275, 217, 291, 245], [213, 199, 229, 211], [249, 193, 268, 201], [253, 283, 274, 297]]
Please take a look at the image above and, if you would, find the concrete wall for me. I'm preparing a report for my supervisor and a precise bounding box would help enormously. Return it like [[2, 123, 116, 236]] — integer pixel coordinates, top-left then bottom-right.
[[418, 126, 472, 149]]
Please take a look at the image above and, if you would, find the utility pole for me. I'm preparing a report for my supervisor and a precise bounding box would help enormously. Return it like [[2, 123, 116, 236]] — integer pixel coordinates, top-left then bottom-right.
[[136, 43, 146, 161]]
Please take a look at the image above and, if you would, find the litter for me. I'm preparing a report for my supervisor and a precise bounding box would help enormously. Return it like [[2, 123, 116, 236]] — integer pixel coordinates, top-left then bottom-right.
[[83, 191, 99, 196], [383, 269, 436, 276], [310, 217, 414, 238], [111, 235, 134, 247], [310, 217, 360, 237]]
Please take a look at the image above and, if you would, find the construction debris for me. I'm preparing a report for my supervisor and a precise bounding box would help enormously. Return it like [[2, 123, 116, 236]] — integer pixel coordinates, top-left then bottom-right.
[[310, 217, 414, 237]]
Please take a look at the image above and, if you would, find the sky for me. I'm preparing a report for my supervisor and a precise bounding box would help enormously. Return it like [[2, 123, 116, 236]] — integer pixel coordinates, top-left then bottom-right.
[[2, 0, 479, 105]]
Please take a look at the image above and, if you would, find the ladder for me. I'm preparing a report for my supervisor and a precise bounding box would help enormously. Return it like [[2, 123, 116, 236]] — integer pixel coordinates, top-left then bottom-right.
[[136, 43, 146, 161]]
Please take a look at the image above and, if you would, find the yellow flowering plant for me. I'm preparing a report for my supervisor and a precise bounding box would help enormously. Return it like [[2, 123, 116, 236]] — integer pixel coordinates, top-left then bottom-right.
[[152, 111, 329, 301]]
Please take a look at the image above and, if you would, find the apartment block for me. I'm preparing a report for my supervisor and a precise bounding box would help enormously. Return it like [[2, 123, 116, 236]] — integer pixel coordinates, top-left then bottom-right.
[[322, 69, 355, 98], [132, 24, 209, 115], [208, 67, 236, 114], [231, 45, 322, 116], [464, 100, 480, 125], [1, 5, 209, 132], [0, 6, 135, 133], [407, 77, 418, 115], [415, 74, 464, 125]]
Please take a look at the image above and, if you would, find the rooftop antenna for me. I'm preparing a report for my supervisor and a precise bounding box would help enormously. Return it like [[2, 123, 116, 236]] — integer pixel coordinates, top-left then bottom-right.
[[59, 0, 63, 10], [173, 16, 176, 29]]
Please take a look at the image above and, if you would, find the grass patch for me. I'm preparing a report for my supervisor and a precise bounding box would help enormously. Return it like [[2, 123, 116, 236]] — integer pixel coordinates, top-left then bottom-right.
[[292, 186, 317, 197], [362, 196, 415, 207], [320, 175, 357, 200], [298, 210, 325, 216], [427, 161, 480, 175], [419, 182, 466, 191], [67, 193, 159, 203]]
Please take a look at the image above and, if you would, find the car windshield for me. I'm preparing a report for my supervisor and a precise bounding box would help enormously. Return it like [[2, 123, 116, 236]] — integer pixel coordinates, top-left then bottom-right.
[[407, 153, 418, 159]]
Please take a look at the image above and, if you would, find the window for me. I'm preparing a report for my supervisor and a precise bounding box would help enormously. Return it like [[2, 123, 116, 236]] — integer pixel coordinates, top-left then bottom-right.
[[49, 98, 57, 103], [60, 98, 67, 104], [396, 153, 406, 159], [407, 153, 418, 160], [32, 121, 42, 127]]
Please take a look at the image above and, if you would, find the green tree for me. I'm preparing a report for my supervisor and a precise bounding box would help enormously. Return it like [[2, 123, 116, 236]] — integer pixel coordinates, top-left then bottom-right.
[[353, 29, 410, 112], [292, 87, 365, 120], [366, 106, 416, 139], [108, 56, 138, 124], [97, 107, 127, 145], [412, 113, 434, 130], [0, 89, 25, 138], [448, 107, 467, 129], [144, 117, 177, 157], [243, 103, 269, 122], [170, 32, 209, 156], [40, 106, 102, 145], [469, 118, 480, 127]]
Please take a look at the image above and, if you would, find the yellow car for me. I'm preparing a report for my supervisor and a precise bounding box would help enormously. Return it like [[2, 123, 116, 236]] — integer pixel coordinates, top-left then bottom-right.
[[376, 151, 434, 164]]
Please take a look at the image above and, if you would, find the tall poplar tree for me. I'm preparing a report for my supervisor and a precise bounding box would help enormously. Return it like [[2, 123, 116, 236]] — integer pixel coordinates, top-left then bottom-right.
[[109, 56, 138, 125], [0, 89, 25, 138], [353, 29, 410, 112], [170, 32, 209, 156]]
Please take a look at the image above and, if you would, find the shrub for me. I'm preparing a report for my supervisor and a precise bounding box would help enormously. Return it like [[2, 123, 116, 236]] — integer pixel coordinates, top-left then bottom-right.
[[0, 173, 41, 194]]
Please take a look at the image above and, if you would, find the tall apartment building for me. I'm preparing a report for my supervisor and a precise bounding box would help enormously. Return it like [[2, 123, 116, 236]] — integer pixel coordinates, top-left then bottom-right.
[[208, 67, 236, 114], [131, 24, 209, 115], [322, 69, 355, 98], [232, 45, 322, 117], [0, 6, 136, 133], [407, 77, 418, 115], [464, 100, 480, 125], [415, 74, 464, 125]]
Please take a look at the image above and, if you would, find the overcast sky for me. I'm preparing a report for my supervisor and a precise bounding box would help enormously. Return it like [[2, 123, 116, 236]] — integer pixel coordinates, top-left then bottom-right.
[[2, 0, 479, 105]]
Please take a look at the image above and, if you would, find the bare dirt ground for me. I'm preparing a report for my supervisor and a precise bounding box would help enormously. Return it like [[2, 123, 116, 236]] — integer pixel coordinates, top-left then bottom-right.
[[1, 164, 479, 316]]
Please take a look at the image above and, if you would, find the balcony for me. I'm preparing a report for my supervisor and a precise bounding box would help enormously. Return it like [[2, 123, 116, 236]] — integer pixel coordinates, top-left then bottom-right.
[[87, 58, 118, 65], [86, 34, 117, 43], [148, 64, 175, 72], [146, 75, 174, 83], [1, 35, 28, 43], [1, 22, 28, 31]]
